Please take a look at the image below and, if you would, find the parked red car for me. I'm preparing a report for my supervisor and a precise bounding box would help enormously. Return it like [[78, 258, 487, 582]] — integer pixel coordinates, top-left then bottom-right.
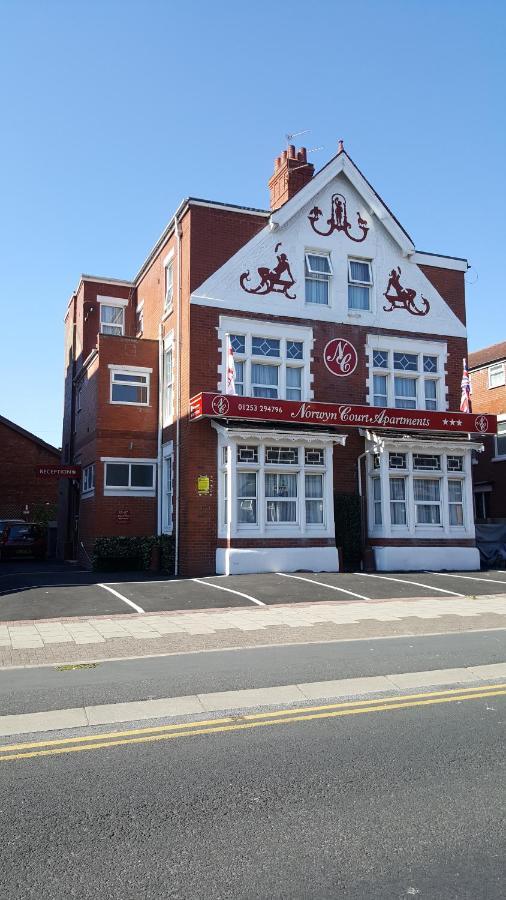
[[0, 523, 47, 560]]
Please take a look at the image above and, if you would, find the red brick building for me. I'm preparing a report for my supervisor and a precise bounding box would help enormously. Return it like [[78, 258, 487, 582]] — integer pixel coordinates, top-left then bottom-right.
[[469, 342, 506, 521], [58, 143, 496, 573], [0, 415, 60, 520]]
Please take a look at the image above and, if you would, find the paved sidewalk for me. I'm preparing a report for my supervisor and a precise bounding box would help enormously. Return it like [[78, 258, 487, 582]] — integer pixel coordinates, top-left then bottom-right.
[[0, 593, 505, 668]]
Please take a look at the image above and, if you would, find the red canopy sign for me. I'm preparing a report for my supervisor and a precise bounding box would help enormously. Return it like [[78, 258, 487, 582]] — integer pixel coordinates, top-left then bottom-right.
[[190, 393, 497, 435], [36, 465, 81, 479]]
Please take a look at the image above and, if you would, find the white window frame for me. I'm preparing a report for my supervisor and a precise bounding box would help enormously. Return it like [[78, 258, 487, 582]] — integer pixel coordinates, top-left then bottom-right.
[[215, 426, 343, 540], [97, 296, 128, 337], [101, 457, 157, 497], [136, 300, 144, 336], [488, 362, 505, 388], [108, 365, 152, 407], [493, 417, 506, 460], [163, 333, 174, 425], [218, 317, 313, 401], [304, 251, 333, 306], [366, 440, 477, 539], [161, 442, 173, 534], [348, 258, 373, 312], [81, 464, 95, 497], [163, 251, 174, 315], [366, 334, 447, 411]]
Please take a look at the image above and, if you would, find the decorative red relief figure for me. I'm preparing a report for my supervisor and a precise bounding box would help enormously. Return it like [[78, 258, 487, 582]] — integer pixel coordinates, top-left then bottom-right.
[[308, 193, 369, 243], [383, 267, 430, 317], [240, 243, 296, 299]]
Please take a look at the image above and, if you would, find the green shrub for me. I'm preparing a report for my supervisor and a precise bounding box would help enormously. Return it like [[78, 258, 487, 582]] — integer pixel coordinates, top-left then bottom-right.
[[92, 536, 158, 572], [159, 534, 175, 574]]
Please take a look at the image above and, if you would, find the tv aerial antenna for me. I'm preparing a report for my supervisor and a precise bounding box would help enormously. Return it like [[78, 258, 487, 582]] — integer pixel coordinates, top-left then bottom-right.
[[284, 131, 323, 170]]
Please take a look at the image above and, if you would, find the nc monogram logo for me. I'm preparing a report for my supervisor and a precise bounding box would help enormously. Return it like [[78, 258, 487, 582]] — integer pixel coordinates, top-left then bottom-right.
[[212, 396, 230, 416], [324, 339, 358, 377]]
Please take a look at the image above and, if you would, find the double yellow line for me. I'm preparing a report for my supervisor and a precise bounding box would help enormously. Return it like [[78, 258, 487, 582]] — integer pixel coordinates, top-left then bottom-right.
[[1, 682, 505, 763]]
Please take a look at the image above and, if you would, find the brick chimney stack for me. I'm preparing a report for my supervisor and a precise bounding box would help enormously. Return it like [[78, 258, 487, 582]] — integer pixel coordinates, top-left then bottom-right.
[[268, 146, 315, 211]]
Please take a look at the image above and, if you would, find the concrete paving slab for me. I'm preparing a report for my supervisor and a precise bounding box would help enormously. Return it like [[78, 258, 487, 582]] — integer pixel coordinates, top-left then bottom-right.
[[386, 667, 476, 689], [467, 662, 506, 680], [0, 706, 88, 737], [85, 696, 203, 725], [198, 684, 305, 712], [298, 676, 392, 699]]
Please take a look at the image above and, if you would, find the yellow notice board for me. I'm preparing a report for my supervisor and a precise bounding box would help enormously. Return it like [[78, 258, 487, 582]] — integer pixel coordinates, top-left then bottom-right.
[[197, 475, 210, 494]]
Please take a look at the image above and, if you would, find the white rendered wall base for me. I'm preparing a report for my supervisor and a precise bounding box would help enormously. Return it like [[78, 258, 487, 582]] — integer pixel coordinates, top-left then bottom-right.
[[216, 546, 339, 576], [373, 546, 480, 572]]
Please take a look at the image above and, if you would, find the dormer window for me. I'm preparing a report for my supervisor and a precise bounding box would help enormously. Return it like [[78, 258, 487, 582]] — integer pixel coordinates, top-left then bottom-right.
[[305, 253, 332, 305]]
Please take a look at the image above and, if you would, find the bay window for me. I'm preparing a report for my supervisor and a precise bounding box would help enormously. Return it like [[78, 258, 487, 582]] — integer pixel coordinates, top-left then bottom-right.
[[368, 447, 473, 535], [217, 430, 340, 538]]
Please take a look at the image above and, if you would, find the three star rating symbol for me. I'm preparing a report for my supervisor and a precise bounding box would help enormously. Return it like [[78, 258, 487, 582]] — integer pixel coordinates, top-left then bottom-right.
[[442, 418, 463, 427]]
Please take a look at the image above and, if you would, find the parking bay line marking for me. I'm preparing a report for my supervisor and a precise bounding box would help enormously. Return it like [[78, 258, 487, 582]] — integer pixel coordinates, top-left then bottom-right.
[[277, 572, 373, 601], [98, 583, 145, 614], [427, 572, 506, 587], [192, 578, 266, 607], [2, 686, 505, 762], [354, 573, 465, 597]]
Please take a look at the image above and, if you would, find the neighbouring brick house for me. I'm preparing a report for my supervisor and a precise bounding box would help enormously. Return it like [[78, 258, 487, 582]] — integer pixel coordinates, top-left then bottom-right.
[[58, 142, 496, 573], [0, 415, 60, 520], [469, 342, 506, 521]]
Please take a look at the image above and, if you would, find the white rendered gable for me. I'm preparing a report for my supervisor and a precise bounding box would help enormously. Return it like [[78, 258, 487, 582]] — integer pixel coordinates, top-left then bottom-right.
[[191, 165, 467, 339]]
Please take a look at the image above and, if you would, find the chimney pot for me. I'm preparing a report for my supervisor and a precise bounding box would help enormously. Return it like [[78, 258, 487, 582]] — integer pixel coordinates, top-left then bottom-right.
[[268, 143, 315, 210], [338, 139, 344, 153]]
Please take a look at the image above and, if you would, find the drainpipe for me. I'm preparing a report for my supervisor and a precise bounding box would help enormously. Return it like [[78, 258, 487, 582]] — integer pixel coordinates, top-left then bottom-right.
[[156, 320, 163, 535], [174, 214, 183, 576], [357, 449, 370, 570]]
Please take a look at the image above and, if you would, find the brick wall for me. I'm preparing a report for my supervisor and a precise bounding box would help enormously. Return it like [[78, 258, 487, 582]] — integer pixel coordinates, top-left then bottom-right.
[[418, 264, 466, 326], [469, 366, 506, 417], [469, 361, 506, 519], [0, 421, 60, 519]]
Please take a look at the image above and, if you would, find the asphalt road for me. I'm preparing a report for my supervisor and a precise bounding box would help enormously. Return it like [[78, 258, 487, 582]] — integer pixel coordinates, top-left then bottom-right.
[[1, 560, 506, 621], [1, 628, 505, 716], [1, 688, 504, 899]]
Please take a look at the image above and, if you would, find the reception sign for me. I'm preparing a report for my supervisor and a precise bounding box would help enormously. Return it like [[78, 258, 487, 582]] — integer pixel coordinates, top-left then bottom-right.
[[36, 465, 81, 478], [190, 393, 497, 435]]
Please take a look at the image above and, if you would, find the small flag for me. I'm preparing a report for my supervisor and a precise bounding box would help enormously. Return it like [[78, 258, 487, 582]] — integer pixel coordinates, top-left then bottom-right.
[[225, 337, 236, 395], [460, 358, 472, 413]]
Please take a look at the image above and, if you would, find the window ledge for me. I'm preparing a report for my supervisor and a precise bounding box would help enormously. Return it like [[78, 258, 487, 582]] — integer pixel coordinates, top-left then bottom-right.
[[104, 489, 156, 498], [81, 491, 95, 499], [492, 456, 506, 462], [162, 307, 174, 322], [109, 401, 150, 407]]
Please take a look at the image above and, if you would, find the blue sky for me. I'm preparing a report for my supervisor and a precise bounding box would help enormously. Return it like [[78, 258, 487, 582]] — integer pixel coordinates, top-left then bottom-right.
[[0, 0, 504, 446]]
